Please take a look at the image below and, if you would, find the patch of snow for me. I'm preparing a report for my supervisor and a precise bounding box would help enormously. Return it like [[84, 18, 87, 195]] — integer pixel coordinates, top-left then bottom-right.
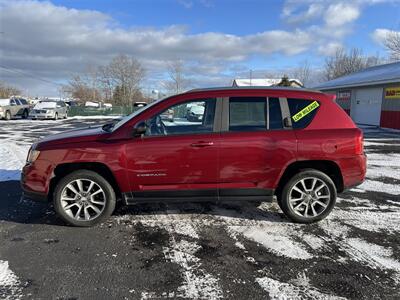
[[0, 143, 30, 181], [0, 260, 23, 300], [357, 179, 400, 195], [256, 276, 345, 300], [230, 226, 313, 260], [346, 238, 400, 272]]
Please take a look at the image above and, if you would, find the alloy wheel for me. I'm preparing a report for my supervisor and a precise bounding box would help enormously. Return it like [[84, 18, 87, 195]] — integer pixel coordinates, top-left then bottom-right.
[[60, 179, 106, 221], [288, 177, 331, 218]]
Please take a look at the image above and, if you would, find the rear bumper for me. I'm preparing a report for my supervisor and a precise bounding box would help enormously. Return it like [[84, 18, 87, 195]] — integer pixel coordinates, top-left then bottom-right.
[[339, 154, 367, 191]]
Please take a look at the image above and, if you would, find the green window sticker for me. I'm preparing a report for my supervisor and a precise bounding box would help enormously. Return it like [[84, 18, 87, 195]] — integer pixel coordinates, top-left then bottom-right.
[[292, 101, 319, 122]]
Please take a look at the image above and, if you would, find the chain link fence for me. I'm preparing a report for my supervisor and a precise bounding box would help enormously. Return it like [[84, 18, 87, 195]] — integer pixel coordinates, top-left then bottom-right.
[[67, 106, 137, 117]]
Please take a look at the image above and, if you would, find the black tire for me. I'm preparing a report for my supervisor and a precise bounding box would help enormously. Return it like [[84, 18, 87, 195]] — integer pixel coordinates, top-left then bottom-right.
[[22, 109, 28, 119], [53, 170, 116, 227], [5, 110, 11, 120], [277, 169, 337, 223]]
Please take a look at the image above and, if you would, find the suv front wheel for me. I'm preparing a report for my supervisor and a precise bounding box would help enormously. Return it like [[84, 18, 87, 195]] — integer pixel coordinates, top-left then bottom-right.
[[278, 169, 337, 223], [53, 170, 116, 227]]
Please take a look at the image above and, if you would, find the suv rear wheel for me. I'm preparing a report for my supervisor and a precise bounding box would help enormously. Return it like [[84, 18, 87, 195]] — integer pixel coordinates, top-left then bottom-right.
[[53, 170, 116, 227], [277, 169, 337, 223]]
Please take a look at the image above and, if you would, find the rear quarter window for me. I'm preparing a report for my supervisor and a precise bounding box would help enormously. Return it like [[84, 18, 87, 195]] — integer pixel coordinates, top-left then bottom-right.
[[287, 98, 320, 129]]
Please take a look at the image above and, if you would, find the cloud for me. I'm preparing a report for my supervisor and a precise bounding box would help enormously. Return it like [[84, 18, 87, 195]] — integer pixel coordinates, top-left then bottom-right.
[[371, 28, 396, 45], [324, 2, 360, 27], [317, 42, 343, 56]]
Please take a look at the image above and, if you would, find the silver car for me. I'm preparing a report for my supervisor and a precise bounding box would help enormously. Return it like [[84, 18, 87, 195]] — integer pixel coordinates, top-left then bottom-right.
[[30, 100, 68, 120]]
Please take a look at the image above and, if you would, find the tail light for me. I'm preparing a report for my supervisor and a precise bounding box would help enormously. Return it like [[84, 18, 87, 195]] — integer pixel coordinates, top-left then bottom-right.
[[355, 130, 364, 155]]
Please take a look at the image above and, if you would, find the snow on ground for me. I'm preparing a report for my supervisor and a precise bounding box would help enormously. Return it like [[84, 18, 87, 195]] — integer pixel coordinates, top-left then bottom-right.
[[1, 119, 400, 299], [0, 261, 22, 300]]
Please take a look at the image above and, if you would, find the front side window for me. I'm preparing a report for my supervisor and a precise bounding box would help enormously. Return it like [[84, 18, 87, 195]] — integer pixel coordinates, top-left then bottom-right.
[[288, 98, 320, 129], [145, 98, 216, 136], [229, 97, 266, 131], [20, 99, 28, 105]]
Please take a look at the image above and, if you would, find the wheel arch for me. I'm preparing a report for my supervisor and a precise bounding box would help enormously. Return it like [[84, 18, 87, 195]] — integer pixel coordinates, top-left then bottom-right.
[[49, 162, 121, 201], [275, 160, 344, 196]]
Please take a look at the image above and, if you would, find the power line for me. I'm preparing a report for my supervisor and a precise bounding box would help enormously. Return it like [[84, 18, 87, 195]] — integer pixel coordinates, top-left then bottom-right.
[[0, 65, 62, 87]]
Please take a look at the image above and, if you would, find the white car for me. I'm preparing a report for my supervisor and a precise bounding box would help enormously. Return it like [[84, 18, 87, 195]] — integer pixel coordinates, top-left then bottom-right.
[[186, 105, 205, 122], [30, 100, 68, 120]]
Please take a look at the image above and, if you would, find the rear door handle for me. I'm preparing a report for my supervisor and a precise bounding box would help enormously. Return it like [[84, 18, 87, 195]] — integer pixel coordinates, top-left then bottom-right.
[[191, 141, 214, 147]]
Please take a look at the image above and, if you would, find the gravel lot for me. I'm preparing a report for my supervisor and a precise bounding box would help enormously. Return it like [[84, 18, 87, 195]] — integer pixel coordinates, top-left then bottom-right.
[[0, 118, 399, 300]]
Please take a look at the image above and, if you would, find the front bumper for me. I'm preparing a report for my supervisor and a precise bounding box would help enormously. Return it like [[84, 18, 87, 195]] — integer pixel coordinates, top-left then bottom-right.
[[21, 161, 52, 202], [0, 110, 5, 118], [30, 113, 55, 119], [21, 188, 48, 202]]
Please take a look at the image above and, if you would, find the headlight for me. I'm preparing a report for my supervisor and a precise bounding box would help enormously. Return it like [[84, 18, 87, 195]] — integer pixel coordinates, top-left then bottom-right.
[[46, 110, 52, 114], [26, 147, 40, 164]]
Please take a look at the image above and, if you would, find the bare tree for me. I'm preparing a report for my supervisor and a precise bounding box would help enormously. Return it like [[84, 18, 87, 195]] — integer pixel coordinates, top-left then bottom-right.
[[62, 74, 101, 103], [384, 30, 400, 61], [104, 54, 146, 105], [0, 81, 21, 98], [63, 54, 145, 105], [163, 60, 191, 94], [292, 60, 311, 87], [324, 47, 381, 81]]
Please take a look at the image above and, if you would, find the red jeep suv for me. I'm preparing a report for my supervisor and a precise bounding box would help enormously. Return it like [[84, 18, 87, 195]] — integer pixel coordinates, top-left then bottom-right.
[[21, 87, 366, 226]]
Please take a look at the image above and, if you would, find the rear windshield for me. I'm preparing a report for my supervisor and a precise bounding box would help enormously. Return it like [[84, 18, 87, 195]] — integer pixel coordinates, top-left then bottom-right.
[[287, 98, 320, 129]]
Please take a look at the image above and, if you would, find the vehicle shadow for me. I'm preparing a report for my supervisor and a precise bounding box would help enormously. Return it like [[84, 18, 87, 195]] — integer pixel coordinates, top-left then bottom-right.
[[0, 180, 289, 226]]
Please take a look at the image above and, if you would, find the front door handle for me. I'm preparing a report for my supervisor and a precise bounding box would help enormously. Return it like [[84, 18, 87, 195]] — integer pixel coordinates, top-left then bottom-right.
[[191, 141, 214, 147]]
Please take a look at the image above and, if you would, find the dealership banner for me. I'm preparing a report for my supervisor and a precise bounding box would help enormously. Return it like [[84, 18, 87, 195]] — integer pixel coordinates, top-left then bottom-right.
[[337, 91, 351, 101], [385, 87, 400, 99]]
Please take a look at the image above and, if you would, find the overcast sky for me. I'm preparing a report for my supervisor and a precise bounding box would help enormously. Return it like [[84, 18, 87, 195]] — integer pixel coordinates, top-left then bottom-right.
[[0, 0, 399, 96]]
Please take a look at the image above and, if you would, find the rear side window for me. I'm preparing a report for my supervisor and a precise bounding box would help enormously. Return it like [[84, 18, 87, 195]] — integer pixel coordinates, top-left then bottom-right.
[[15, 99, 21, 105], [287, 98, 320, 129], [229, 97, 266, 131], [20, 99, 28, 105]]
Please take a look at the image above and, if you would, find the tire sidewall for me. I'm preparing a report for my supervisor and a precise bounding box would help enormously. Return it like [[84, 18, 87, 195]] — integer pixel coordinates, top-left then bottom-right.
[[278, 170, 337, 223], [5, 111, 11, 120], [53, 170, 116, 227]]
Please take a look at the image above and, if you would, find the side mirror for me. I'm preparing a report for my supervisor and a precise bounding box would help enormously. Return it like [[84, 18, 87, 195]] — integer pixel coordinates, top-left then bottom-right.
[[283, 117, 292, 128], [132, 121, 147, 137]]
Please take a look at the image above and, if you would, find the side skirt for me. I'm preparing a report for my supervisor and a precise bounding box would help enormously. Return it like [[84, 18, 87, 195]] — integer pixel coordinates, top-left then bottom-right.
[[122, 188, 274, 205]]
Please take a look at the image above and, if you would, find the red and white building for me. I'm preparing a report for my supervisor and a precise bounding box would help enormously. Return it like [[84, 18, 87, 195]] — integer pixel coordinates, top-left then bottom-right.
[[316, 62, 400, 129]]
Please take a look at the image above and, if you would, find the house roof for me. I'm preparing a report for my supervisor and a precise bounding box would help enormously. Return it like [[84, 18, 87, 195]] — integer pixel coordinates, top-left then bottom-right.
[[315, 61, 400, 90], [232, 78, 303, 87]]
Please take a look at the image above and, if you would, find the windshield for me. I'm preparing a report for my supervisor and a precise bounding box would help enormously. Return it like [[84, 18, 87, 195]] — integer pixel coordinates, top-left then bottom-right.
[[0, 99, 10, 106], [34, 101, 57, 109], [110, 98, 164, 132]]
